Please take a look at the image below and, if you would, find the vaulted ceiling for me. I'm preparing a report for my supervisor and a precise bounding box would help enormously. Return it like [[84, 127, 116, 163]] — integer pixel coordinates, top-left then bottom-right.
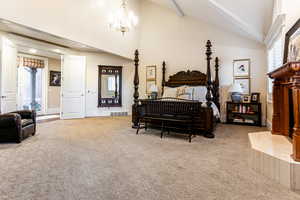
[[148, 0, 274, 43]]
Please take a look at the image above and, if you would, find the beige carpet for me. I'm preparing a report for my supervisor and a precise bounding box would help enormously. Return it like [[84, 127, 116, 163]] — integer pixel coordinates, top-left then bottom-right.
[[0, 117, 299, 200]]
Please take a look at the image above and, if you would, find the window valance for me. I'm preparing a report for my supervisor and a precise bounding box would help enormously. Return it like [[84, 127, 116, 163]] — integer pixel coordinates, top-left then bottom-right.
[[22, 57, 45, 68]]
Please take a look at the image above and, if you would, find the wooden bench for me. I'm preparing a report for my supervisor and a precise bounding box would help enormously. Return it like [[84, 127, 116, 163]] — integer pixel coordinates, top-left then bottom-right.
[[136, 98, 202, 142]]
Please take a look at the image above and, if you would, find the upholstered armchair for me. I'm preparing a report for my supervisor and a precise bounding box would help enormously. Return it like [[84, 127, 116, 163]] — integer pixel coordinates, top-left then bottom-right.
[[0, 110, 36, 143]]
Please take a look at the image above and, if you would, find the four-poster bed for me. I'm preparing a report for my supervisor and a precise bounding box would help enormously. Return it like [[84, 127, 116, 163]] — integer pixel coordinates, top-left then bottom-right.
[[132, 40, 220, 138]]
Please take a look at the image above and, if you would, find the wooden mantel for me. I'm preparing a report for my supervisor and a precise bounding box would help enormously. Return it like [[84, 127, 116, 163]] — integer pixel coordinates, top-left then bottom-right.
[[268, 62, 300, 161]]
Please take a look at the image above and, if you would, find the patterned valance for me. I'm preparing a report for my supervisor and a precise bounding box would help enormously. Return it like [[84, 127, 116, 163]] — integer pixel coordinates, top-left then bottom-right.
[[22, 57, 45, 68]]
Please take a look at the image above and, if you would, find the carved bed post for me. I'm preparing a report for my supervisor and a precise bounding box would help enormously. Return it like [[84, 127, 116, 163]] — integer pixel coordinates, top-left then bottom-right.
[[162, 61, 166, 96], [132, 49, 140, 128], [205, 40, 213, 108], [213, 57, 220, 110], [133, 49, 140, 104]]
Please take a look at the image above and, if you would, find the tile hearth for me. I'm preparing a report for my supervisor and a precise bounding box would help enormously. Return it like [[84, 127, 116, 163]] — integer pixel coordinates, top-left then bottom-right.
[[249, 131, 300, 192]]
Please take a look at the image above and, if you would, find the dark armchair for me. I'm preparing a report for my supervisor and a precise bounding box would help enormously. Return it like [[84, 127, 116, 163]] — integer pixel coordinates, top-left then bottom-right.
[[0, 110, 36, 143]]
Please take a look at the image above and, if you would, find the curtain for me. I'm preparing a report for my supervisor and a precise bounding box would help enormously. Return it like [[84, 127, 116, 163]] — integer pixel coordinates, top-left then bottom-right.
[[22, 57, 45, 68]]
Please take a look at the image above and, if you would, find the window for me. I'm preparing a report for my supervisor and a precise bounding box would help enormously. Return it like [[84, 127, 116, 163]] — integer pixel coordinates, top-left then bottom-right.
[[268, 37, 283, 95]]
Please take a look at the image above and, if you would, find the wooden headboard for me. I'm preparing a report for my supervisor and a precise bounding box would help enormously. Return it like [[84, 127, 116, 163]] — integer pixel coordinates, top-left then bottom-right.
[[163, 70, 207, 87], [161, 41, 220, 109]]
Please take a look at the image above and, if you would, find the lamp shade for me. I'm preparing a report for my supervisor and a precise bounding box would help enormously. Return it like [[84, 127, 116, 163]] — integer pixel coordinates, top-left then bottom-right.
[[229, 83, 243, 93], [149, 84, 158, 92]]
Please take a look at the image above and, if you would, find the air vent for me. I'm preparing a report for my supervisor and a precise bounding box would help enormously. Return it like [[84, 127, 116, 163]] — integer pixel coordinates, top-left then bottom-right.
[[110, 112, 128, 117]]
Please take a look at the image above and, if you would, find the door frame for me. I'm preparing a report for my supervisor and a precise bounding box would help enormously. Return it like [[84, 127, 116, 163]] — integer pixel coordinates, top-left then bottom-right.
[[17, 54, 48, 115]]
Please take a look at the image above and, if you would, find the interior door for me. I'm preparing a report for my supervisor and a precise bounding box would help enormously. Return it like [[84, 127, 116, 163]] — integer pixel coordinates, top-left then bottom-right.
[[61, 55, 86, 119], [0, 38, 18, 113]]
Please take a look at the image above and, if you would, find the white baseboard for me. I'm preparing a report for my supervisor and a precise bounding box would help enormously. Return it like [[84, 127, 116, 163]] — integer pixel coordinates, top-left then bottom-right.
[[267, 120, 272, 130], [47, 107, 60, 115]]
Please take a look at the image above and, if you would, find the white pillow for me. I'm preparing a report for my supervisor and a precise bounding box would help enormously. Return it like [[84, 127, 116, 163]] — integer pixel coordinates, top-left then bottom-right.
[[163, 87, 177, 98], [192, 86, 207, 102], [178, 93, 192, 100]]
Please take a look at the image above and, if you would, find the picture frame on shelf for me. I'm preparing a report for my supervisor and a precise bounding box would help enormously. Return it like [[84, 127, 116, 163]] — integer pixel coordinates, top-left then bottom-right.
[[233, 59, 250, 77], [243, 95, 251, 103], [234, 78, 250, 95], [251, 93, 260, 103]]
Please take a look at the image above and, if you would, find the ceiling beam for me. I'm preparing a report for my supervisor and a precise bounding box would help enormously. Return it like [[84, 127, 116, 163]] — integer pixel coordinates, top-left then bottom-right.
[[169, 0, 185, 17], [208, 0, 264, 43]]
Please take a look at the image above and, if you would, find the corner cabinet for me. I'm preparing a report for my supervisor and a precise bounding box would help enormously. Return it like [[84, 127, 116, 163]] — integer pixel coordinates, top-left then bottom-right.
[[226, 102, 262, 126]]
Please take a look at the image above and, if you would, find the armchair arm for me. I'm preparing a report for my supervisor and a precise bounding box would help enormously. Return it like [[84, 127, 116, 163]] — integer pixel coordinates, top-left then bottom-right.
[[11, 110, 36, 121], [0, 113, 22, 129]]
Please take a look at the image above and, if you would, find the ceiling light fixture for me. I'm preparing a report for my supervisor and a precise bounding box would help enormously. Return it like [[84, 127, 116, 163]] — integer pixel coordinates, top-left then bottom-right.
[[29, 49, 37, 54], [53, 49, 61, 53], [109, 0, 138, 35]]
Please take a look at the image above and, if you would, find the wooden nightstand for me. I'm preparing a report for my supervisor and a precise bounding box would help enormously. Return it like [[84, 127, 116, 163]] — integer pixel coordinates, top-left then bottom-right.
[[226, 101, 262, 126]]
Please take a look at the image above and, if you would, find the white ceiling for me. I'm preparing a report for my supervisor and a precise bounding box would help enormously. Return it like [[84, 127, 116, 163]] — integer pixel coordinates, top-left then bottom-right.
[[0, 19, 105, 59], [148, 0, 274, 42]]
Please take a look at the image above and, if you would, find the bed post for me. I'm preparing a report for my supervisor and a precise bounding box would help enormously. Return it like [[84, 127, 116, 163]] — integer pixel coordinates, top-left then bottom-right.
[[205, 40, 213, 107], [132, 49, 140, 128], [213, 57, 220, 110], [162, 61, 166, 96]]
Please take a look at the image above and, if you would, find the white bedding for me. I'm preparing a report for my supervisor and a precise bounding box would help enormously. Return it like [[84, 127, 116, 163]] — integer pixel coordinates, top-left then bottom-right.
[[162, 86, 220, 118]]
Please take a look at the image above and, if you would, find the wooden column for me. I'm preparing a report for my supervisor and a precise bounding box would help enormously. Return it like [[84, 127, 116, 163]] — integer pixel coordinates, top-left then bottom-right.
[[292, 73, 300, 161]]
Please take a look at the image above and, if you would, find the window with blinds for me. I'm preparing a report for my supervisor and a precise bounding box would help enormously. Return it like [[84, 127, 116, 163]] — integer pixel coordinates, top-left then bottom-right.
[[268, 37, 283, 94]]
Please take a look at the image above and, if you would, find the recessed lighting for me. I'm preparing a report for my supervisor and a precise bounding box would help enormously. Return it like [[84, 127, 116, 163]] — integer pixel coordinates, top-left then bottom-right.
[[53, 49, 61, 53], [29, 49, 37, 54]]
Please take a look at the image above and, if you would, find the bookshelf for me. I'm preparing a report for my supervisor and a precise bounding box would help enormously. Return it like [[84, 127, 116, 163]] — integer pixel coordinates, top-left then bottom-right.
[[226, 101, 262, 126]]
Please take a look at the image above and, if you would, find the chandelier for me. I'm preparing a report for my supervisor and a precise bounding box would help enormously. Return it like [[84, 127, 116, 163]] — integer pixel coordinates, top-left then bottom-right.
[[109, 0, 138, 35]]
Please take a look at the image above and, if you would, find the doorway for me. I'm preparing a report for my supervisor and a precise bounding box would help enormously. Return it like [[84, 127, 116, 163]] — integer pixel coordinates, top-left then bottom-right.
[[17, 55, 48, 115]]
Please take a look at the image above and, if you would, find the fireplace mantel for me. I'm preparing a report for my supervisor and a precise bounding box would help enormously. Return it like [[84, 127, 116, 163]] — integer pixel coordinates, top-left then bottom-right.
[[268, 61, 300, 161]]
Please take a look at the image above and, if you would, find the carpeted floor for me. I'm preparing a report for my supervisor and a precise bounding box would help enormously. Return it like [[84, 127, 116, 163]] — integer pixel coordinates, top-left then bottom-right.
[[0, 117, 299, 200]]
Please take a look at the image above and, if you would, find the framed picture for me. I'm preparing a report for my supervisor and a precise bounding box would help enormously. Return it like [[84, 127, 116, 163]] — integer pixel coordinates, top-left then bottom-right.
[[234, 78, 250, 95], [251, 93, 260, 103], [146, 66, 156, 80], [233, 59, 250, 77], [146, 80, 156, 94], [49, 71, 61, 87], [284, 18, 300, 63], [243, 95, 251, 103]]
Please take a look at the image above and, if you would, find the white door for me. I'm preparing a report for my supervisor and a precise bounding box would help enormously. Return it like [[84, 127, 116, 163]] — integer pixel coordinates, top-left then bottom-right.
[[61, 55, 86, 119], [0, 38, 18, 113]]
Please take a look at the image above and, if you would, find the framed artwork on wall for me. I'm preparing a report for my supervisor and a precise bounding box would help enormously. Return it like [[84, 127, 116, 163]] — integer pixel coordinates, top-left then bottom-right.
[[49, 71, 61, 87], [146, 66, 157, 94], [233, 59, 250, 77], [234, 78, 250, 95], [284, 18, 300, 63]]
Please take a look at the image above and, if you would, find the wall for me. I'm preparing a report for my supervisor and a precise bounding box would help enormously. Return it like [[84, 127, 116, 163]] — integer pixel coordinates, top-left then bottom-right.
[[82, 52, 134, 117], [266, 0, 300, 129], [138, 1, 268, 123], [47, 58, 61, 114], [0, 0, 140, 59]]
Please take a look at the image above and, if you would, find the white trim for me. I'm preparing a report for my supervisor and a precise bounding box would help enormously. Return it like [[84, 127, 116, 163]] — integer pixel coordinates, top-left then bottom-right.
[[208, 0, 264, 43], [169, 0, 185, 17], [267, 120, 272, 130], [47, 107, 60, 115], [264, 14, 286, 48]]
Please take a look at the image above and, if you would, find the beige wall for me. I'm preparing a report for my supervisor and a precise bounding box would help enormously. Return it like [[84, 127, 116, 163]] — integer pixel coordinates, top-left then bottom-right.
[[139, 0, 268, 123], [82, 52, 134, 117], [47, 58, 61, 112]]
